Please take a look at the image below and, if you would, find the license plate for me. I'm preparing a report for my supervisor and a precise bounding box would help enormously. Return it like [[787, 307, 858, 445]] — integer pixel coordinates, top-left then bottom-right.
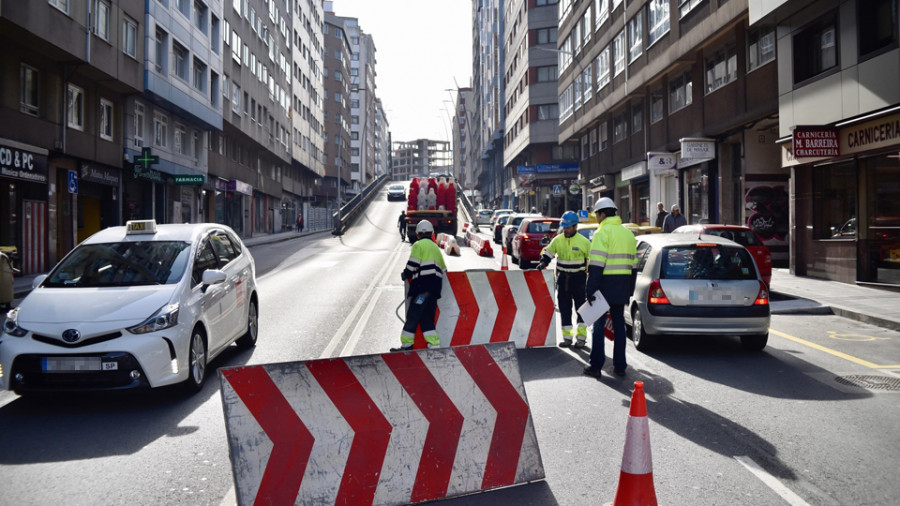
[[42, 357, 113, 372]]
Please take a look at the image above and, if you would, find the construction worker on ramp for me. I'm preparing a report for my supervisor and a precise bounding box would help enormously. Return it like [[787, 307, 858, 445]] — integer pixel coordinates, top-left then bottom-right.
[[393, 220, 446, 351], [537, 210, 591, 348]]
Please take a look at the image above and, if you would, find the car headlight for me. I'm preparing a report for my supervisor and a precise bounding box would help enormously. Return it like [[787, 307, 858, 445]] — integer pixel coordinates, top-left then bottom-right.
[[2, 308, 29, 337], [127, 303, 180, 334]]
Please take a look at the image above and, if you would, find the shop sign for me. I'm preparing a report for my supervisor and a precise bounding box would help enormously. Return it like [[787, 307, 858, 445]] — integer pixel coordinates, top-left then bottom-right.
[[0, 140, 48, 184], [647, 151, 676, 173], [517, 165, 536, 174], [215, 177, 229, 191], [536, 163, 579, 173], [227, 179, 253, 195], [174, 174, 206, 185], [680, 137, 715, 160], [589, 175, 607, 189], [568, 184, 581, 195], [792, 127, 839, 157], [133, 163, 165, 183], [621, 161, 647, 181], [842, 113, 900, 154], [80, 163, 120, 186]]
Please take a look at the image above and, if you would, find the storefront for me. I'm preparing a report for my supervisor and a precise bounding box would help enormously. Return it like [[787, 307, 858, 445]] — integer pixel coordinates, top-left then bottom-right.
[[786, 110, 900, 286], [621, 161, 650, 225], [0, 138, 49, 274], [226, 179, 252, 236], [77, 163, 121, 243]]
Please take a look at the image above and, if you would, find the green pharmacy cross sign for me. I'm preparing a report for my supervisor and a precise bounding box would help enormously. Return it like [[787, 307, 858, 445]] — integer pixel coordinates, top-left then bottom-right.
[[136, 147, 159, 169], [133, 147, 165, 183]]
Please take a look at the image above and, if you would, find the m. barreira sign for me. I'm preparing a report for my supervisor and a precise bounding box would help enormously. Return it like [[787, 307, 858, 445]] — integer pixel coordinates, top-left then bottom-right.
[[792, 127, 839, 157]]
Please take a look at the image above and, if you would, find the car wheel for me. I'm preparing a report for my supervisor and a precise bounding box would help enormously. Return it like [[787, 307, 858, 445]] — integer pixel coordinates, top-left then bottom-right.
[[236, 298, 258, 349], [182, 328, 207, 394], [740, 333, 768, 351], [631, 308, 655, 351]]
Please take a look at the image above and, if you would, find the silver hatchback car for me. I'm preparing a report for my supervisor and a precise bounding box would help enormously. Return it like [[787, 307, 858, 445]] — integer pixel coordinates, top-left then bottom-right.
[[625, 234, 771, 351]]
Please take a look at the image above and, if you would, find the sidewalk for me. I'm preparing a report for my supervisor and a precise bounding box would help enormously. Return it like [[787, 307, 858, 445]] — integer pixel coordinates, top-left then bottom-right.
[[6, 244, 900, 332]]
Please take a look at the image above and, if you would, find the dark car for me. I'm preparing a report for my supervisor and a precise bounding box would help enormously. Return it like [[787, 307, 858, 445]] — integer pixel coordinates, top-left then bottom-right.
[[511, 218, 561, 269], [493, 214, 511, 244], [387, 184, 406, 201]]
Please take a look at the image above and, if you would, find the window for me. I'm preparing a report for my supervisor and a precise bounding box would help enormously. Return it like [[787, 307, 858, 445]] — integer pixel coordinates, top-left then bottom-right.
[[747, 27, 775, 72], [632, 103, 642, 134], [793, 14, 838, 83], [536, 66, 557, 83], [628, 12, 642, 63], [20, 64, 39, 116], [100, 98, 113, 141], [154, 112, 168, 147], [590, 128, 598, 155], [596, 46, 610, 90], [613, 30, 626, 76], [232, 31, 241, 63], [813, 161, 856, 239], [173, 42, 189, 81], [211, 16, 220, 53], [648, 0, 669, 46], [669, 70, 693, 113], [650, 91, 664, 124], [175, 0, 190, 18], [582, 66, 593, 103], [193, 58, 207, 92], [134, 102, 145, 146], [223, 19, 230, 46], [537, 104, 559, 120], [174, 124, 186, 154], [49, 0, 68, 13], [96, 0, 110, 41], [232, 83, 241, 114], [155, 28, 168, 73], [194, 2, 208, 33], [595, 0, 609, 29], [66, 84, 84, 130], [123, 17, 138, 58], [613, 113, 627, 143], [599, 122, 608, 150], [858, 0, 897, 58], [705, 45, 737, 94], [581, 135, 590, 160], [679, 0, 703, 19], [537, 27, 558, 45]]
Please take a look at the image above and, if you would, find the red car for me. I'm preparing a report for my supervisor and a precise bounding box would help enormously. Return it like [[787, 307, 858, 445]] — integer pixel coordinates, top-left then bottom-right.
[[511, 218, 561, 269], [672, 224, 772, 286]]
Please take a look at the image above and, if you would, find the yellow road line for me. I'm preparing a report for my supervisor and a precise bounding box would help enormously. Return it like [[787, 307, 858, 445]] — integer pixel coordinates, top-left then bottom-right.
[[770, 329, 900, 369]]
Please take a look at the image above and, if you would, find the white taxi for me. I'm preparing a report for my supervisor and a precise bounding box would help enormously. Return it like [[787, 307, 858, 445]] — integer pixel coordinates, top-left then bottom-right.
[[0, 220, 258, 395]]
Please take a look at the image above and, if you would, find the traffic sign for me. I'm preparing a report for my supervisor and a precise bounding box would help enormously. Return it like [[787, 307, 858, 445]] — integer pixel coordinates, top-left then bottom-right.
[[67, 170, 78, 194], [552, 184, 562, 196]]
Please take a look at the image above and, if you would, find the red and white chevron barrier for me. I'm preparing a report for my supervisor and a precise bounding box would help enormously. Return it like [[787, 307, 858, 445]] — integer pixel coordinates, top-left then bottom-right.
[[436, 233, 461, 256], [219, 342, 544, 506], [431, 269, 557, 348], [465, 229, 494, 257]]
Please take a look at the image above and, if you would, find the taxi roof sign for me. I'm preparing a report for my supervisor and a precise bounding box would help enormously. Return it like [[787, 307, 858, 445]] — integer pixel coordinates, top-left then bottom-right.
[[126, 220, 158, 234]]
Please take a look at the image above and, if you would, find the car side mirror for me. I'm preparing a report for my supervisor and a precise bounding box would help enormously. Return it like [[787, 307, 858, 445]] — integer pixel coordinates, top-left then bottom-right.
[[540, 236, 551, 246], [201, 269, 227, 286]]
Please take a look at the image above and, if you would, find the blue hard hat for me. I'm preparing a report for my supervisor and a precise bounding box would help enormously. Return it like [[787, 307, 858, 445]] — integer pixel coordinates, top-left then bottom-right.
[[561, 211, 579, 228]]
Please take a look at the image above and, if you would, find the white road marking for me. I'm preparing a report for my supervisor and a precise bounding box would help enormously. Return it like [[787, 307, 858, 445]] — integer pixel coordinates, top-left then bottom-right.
[[735, 455, 812, 506]]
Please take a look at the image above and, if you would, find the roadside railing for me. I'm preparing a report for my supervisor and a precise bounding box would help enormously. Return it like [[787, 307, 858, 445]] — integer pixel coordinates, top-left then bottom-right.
[[333, 174, 390, 235]]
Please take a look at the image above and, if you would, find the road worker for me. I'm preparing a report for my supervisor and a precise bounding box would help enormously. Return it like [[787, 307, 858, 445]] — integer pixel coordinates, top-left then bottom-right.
[[583, 197, 637, 378], [393, 220, 446, 351], [537, 210, 591, 348]]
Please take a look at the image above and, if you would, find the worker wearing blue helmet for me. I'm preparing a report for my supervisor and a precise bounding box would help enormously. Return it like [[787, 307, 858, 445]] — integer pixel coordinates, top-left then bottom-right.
[[537, 210, 592, 348]]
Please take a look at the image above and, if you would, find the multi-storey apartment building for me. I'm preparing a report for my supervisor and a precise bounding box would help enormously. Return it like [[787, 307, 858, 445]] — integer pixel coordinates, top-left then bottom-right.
[[450, 87, 478, 202], [473, 0, 507, 208], [1, 0, 146, 273], [751, 0, 900, 286], [503, 0, 579, 217], [374, 98, 389, 178], [557, 0, 782, 261], [391, 139, 451, 180], [290, 0, 326, 228], [322, 12, 352, 206]]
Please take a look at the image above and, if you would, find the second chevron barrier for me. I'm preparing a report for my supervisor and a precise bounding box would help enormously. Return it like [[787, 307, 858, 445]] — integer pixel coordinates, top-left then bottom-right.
[[219, 342, 544, 505]]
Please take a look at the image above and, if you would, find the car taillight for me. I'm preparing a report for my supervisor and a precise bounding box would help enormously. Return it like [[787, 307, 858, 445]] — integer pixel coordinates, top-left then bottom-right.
[[648, 280, 670, 305], [763, 254, 772, 265], [521, 234, 530, 240], [754, 281, 769, 305]]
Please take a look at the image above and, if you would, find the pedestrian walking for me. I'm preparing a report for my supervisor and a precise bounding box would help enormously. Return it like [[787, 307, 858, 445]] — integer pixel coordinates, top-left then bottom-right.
[[662, 204, 687, 232], [655, 202, 668, 228], [297, 214, 304, 232], [393, 220, 446, 351], [398, 210, 407, 241], [584, 197, 637, 378], [537, 211, 591, 348]]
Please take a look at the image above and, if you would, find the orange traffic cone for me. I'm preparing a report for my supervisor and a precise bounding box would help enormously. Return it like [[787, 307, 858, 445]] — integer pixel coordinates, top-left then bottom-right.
[[501, 247, 509, 270], [612, 381, 658, 506]]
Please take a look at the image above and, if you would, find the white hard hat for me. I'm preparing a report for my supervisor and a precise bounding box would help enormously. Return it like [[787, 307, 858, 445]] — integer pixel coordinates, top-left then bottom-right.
[[593, 197, 617, 212], [416, 220, 434, 235]]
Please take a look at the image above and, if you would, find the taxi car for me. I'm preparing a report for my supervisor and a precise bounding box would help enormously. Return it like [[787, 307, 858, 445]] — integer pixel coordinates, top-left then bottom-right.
[[511, 217, 560, 269], [672, 224, 772, 286], [387, 184, 406, 201], [626, 234, 770, 352], [0, 220, 259, 395]]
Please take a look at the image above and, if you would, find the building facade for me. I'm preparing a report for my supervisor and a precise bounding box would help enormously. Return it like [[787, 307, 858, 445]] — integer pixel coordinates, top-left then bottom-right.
[[751, 0, 900, 286], [451, 87, 478, 203], [322, 12, 352, 206], [473, 0, 507, 208], [391, 139, 452, 180]]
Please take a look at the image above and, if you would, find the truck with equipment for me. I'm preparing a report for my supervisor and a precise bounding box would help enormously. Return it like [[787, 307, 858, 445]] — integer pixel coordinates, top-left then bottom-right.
[[405, 176, 458, 240]]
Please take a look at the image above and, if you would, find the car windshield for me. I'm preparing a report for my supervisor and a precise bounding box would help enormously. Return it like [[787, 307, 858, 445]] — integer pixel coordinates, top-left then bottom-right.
[[660, 245, 757, 280], [578, 228, 597, 241], [706, 229, 762, 246], [43, 241, 192, 287]]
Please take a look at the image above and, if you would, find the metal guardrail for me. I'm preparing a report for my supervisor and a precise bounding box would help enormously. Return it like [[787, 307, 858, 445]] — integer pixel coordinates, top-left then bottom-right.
[[332, 173, 391, 235], [456, 183, 477, 225]]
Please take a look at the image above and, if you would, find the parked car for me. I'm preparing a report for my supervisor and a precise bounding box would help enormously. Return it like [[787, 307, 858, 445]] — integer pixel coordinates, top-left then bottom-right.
[[625, 233, 770, 352], [511, 218, 561, 269], [0, 220, 259, 395], [502, 214, 542, 254], [475, 209, 495, 226], [493, 214, 512, 244], [387, 184, 406, 201], [672, 224, 772, 286]]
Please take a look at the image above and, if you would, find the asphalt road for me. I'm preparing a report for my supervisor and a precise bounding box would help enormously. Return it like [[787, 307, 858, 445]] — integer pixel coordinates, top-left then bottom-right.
[[0, 186, 898, 505]]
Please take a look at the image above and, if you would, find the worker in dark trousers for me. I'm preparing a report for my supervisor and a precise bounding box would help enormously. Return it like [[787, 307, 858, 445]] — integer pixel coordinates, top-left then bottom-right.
[[398, 211, 407, 241], [393, 220, 446, 351], [537, 211, 591, 348]]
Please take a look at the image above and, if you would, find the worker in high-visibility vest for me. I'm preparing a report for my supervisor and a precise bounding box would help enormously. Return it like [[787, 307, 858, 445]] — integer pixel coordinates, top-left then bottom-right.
[[537, 211, 591, 348], [393, 220, 446, 351], [583, 197, 637, 378]]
